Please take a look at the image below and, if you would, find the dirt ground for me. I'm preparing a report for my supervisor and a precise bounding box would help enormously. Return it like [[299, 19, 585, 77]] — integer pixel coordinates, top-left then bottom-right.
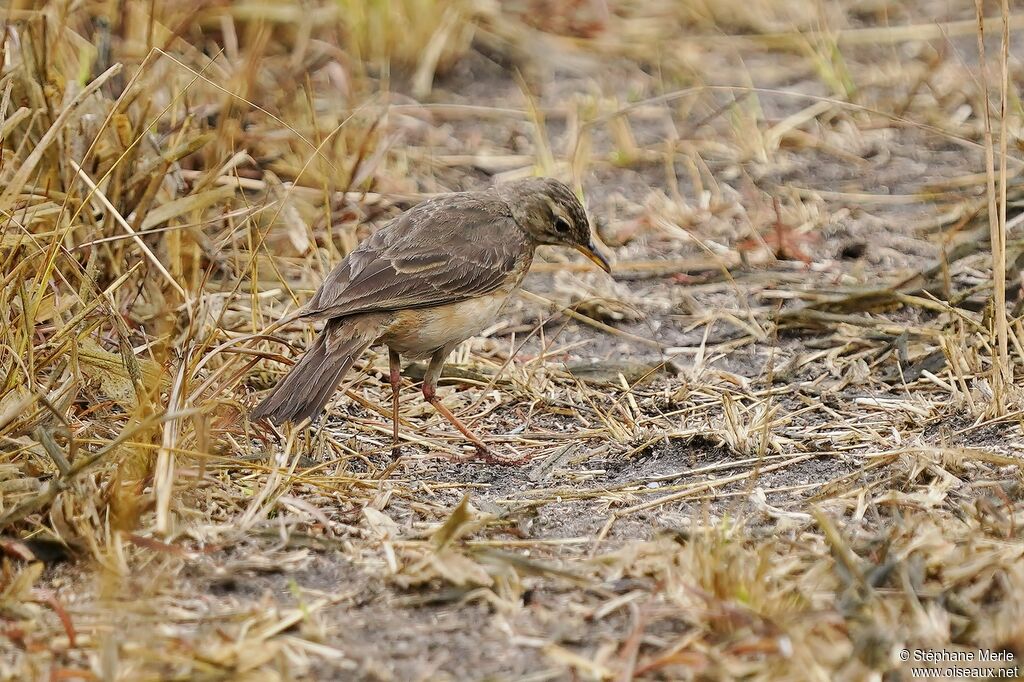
[[5, 1, 1024, 681]]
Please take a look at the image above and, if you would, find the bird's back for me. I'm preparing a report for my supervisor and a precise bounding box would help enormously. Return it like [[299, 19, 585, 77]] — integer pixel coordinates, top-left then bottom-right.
[[299, 190, 531, 322]]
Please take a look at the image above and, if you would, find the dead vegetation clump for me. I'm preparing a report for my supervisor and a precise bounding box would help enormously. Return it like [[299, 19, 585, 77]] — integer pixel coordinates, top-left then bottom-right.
[[0, 0, 1023, 679]]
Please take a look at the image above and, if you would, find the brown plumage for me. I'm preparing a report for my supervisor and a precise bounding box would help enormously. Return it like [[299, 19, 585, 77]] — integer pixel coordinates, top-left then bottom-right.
[[250, 177, 611, 458]]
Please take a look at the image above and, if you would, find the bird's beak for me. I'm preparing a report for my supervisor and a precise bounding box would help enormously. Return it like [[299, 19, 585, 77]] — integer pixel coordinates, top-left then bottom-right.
[[575, 240, 612, 273]]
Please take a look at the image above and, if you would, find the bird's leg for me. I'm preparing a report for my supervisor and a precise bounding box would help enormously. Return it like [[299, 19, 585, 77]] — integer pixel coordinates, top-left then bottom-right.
[[389, 349, 402, 454], [310, 413, 327, 453], [422, 349, 493, 456]]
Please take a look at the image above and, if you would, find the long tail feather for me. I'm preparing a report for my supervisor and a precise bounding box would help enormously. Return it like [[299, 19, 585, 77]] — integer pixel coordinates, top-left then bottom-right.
[[251, 320, 375, 425]]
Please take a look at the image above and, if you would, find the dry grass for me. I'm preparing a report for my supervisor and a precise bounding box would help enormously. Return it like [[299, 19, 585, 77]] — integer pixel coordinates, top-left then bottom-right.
[[1, 0, 1024, 680]]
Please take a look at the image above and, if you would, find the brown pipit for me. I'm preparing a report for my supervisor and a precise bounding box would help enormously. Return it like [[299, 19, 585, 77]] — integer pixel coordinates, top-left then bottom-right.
[[250, 177, 611, 460]]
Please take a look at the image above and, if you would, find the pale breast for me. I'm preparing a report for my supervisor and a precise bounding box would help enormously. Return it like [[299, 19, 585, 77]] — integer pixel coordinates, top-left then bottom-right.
[[376, 246, 533, 358], [380, 290, 513, 358]]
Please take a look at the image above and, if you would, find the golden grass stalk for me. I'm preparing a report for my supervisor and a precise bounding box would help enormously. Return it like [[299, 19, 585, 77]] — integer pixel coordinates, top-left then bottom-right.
[[995, 0, 1011, 383], [337, 0, 476, 88], [974, 0, 1011, 411]]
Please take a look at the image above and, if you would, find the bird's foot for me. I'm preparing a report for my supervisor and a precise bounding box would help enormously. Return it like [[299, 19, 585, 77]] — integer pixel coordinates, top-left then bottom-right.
[[469, 443, 531, 466]]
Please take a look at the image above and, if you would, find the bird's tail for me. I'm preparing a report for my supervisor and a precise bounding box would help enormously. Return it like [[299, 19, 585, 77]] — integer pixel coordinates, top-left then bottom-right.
[[251, 319, 376, 425]]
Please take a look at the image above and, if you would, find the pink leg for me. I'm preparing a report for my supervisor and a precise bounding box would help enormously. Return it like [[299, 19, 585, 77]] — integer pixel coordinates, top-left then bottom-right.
[[422, 349, 529, 465], [389, 349, 402, 454]]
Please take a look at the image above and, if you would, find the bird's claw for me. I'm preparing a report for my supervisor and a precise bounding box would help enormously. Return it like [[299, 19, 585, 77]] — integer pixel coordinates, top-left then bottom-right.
[[471, 443, 531, 466]]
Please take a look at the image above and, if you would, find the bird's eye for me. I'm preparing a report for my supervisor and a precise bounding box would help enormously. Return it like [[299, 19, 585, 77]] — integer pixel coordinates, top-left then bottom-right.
[[554, 217, 572, 234]]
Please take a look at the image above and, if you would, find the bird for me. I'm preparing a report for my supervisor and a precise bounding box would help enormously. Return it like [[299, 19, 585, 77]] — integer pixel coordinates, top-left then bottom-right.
[[250, 177, 612, 461]]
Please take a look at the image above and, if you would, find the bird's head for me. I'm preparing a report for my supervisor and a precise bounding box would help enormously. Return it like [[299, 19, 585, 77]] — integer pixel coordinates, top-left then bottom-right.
[[500, 177, 612, 273]]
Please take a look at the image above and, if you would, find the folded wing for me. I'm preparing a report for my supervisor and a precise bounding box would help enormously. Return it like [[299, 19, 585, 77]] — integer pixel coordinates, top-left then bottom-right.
[[301, 194, 526, 321]]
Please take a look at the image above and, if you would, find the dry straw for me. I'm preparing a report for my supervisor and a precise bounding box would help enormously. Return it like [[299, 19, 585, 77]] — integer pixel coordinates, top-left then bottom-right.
[[0, 1, 1023, 679]]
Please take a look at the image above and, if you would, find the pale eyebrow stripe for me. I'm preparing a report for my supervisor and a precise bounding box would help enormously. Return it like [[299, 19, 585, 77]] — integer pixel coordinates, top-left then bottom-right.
[[544, 196, 567, 221]]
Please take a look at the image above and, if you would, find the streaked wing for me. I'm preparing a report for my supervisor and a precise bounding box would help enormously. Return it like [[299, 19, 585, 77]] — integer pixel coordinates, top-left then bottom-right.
[[301, 193, 526, 320]]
